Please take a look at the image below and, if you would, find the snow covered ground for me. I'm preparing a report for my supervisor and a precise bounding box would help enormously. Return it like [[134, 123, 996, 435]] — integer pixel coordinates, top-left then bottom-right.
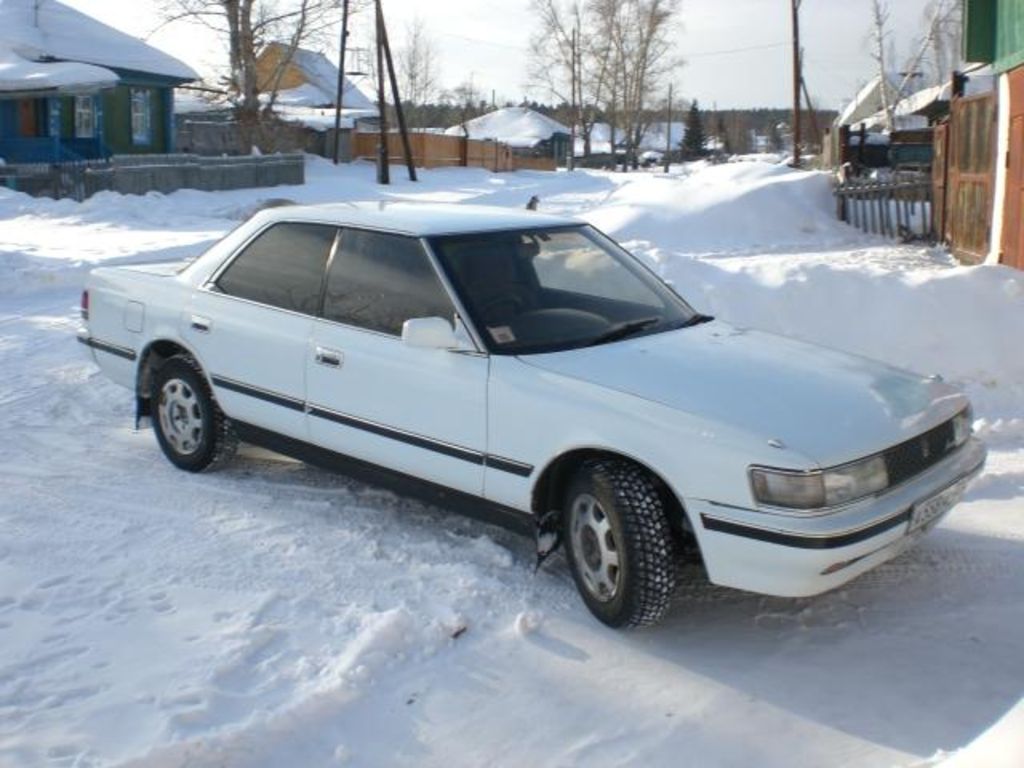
[[0, 158, 1021, 767]]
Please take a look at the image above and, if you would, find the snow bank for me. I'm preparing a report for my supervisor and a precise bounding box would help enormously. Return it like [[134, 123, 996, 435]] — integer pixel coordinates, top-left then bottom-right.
[[586, 162, 860, 253], [643, 250, 1024, 415]]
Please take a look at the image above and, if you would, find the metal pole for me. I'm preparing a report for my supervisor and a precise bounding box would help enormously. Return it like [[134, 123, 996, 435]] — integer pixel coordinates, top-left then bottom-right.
[[331, 0, 351, 165], [664, 83, 672, 173], [377, 0, 417, 181], [375, 0, 389, 184], [791, 0, 802, 168]]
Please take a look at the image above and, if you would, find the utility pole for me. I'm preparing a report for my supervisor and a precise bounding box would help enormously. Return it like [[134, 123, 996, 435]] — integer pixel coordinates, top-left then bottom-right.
[[663, 83, 672, 173], [790, 0, 802, 168], [331, 0, 351, 165], [568, 25, 577, 171], [377, 0, 417, 181], [375, 0, 389, 184]]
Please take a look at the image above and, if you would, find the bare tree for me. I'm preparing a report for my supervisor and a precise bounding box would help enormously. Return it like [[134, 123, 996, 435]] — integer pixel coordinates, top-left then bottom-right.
[[870, 0, 894, 131], [923, 0, 963, 86], [158, 1, 341, 129], [528, 0, 679, 164], [397, 16, 441, 113], [602, 0, 680, 168]]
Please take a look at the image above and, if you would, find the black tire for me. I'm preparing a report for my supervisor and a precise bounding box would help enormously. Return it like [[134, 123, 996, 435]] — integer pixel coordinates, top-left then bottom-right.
[[562, 459, 678, 628], [151, 355, 236, 472]]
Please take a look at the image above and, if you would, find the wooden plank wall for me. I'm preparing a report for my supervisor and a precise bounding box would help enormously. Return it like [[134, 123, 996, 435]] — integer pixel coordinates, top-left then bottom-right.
[[351, 132, 556, 172]]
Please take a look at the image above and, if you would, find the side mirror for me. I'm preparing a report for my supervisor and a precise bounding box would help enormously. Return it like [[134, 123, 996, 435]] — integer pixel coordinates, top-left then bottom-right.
[[401, 317, 459, 349]]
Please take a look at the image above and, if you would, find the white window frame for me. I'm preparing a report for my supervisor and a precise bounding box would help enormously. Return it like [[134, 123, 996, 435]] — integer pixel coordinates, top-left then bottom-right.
[[130, 88, 152, 145], [74, 96, 95, 138]]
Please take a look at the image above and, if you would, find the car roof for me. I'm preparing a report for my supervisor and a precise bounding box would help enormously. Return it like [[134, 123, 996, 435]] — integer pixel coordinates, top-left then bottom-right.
[[253, 201, 580, 236]]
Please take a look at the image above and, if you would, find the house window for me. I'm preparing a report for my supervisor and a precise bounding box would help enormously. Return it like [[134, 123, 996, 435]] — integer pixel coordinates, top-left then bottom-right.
[[74, 96, 95, 138], [130, 88, 152, 145]]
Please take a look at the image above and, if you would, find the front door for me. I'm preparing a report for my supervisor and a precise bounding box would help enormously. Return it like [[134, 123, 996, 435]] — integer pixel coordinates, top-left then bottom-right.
[[186, 221, 337, 439], [18, 99, 37, 136], [306, 228, 488, 496]]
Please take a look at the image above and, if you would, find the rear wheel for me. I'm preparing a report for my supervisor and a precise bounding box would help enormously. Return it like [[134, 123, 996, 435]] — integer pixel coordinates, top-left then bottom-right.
[[563, 459, 678, 627], [151, 355, 236, 472]]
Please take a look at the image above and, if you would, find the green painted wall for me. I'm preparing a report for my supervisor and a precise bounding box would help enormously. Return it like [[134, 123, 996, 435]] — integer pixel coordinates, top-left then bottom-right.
[[963, 0, 1024, 72], [965, 0, 996, 62], [996, 0, 1024, 71], [101, 85, 168, 154]]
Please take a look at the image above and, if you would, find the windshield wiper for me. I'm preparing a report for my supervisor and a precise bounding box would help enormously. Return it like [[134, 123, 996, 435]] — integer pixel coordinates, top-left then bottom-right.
[[679, 313, 714, 328], [587, 317, 661, 347]]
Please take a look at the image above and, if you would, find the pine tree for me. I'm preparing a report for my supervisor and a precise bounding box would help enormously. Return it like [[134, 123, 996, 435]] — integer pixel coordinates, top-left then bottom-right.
[[682, 100, 707, 159]]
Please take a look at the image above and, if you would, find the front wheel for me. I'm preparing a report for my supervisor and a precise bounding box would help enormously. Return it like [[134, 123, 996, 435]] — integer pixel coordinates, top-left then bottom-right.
[[151, 355, 236, 472], [563, 459, 678, 628]]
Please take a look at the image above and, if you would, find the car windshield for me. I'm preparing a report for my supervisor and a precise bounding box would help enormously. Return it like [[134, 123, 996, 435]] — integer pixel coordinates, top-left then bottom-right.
[[429, 225, 700, 354]]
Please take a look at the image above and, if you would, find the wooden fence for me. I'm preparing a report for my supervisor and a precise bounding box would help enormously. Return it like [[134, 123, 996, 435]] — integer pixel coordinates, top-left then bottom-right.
[[834, 178, 933, 241], [0, 153, 305, 201], [351, 132, 556, 172]]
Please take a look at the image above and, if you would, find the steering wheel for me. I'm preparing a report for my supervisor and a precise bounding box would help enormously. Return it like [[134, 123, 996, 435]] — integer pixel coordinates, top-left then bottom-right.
[[478, 294, 526, 323]]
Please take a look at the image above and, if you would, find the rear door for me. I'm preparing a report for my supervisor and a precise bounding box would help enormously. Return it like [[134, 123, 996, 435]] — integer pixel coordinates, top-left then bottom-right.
[[306, 228, 488, 495], [186, 221, 337, 439]]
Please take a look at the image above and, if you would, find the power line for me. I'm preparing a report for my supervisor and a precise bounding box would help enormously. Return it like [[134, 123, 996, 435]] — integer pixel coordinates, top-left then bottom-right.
[[686, 41, 789, 59]]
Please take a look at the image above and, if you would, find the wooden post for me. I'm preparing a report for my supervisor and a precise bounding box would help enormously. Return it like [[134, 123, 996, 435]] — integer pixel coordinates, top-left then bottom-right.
[[375, 0, 389, 185], [790, 0, 802, 168], [332, 0, 351, 164], [664, 84, 672, 173], [377, 0, 417, 181], [568, 25, 577, 171]]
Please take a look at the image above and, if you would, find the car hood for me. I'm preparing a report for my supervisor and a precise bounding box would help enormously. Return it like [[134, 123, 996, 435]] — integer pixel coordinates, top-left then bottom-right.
[[519, 322, 966, 468]]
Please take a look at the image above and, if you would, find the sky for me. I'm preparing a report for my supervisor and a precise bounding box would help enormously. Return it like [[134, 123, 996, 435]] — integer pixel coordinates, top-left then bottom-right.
[[62, 0, 940, 111]]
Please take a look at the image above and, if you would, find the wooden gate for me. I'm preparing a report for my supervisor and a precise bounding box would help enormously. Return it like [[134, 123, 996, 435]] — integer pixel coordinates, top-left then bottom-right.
[[944, 91, 997, 264], [1000, 67, 1024, 270]]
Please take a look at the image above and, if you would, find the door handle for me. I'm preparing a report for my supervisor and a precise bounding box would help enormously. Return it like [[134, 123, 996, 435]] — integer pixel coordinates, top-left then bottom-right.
[[190, 315, 211, 333], [314, 346, 343, 368]]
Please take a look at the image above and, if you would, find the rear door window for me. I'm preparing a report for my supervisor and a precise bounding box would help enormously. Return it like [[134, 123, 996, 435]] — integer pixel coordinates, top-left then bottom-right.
[[216, 222, 337, 315], [322, 229, 455, 335]]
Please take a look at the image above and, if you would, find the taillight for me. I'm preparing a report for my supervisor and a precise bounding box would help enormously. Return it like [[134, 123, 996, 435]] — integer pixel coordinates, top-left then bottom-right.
[[80, 290, 89, 321]]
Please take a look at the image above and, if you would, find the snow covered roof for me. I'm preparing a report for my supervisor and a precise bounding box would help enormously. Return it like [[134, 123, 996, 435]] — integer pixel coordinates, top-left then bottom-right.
[[894, 81, 952, 118], [267, 45, 376, 111], [637, 121, 686, 151], [837, 73, 914, 127], [445, 107, 569, 148], [0, 0, 197, 84], [0, 44, 117, 94]]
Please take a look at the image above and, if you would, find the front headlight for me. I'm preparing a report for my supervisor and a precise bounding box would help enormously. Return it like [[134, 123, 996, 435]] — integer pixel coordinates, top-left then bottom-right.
[[750, 454, 889, 512], [951, 406, 973, 448]]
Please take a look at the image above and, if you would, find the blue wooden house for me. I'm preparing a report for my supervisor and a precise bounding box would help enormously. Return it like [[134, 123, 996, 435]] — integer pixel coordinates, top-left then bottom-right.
[[0, 0, 197, 163]]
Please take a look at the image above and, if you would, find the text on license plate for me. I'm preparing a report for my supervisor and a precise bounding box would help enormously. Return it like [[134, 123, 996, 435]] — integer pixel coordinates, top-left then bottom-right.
[[909, 480, 967, 533]]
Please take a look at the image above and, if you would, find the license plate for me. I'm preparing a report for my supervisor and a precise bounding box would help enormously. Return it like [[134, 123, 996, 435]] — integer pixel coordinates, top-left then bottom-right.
[[909, 480, 966, 534]]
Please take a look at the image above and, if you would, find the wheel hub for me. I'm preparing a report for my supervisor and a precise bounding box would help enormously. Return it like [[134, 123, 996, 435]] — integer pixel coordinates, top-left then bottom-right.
[[569, 493, 621, 602], [158, 378, 204, 456]]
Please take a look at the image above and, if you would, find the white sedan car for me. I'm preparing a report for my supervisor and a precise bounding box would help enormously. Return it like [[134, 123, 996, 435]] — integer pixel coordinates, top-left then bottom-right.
[[79, 203, 986, 627]]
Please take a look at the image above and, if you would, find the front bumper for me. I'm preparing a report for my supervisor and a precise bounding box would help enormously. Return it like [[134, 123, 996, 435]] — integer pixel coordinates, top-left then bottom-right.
[[689, 437, 987, 597]]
